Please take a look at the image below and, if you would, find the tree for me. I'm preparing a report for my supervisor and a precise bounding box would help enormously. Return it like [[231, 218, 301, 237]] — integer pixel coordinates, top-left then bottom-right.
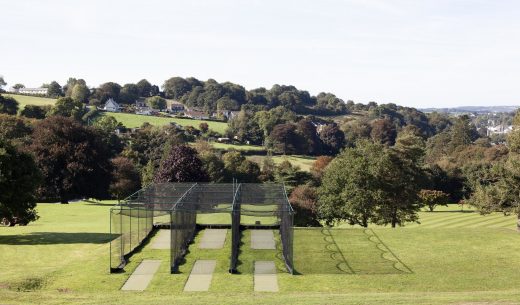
[[95, 82, 121, 102], [48, 97, 86, 120], [318, 123, 345, 155], [274, 160, 312, 189], [0, 139, 42, 226], [255, 106, 297, 137], [47, 81, 62, 98], [154, 145, 208, 182], [318, 140, 422, 227], [136, 79, 153, 97], [163, 77, 192, 99], [296, 118, 322, 155], [146, 96, 167, 110], [315, 92, 347, 115], [71, 83, 90, 103], [507, 110, 520, 154], [289, 185, 321, 226], [199, 122, 209, 133], [259, 154, 276, 182], [222, 151, 260, 182], [0, 95, 19, 115], [467, 112, 520, 230], [370, 118, 397, 146], [200, 152, 226, 182], [0, 76, 6, 90], [375, 147, 423, 227], [310, 156, 333, 180], [227, 110, 263, 145], [109, 157, 141, 202], [318, 142, 382, 227], [119, 83, 139, 104], [12, 83, 25, 89], [450, 115, 478, 150], [269, 123, 302, 154], [63, 78, 85, 97], [419, 189, 449, 212], [93, 115, 121, 133], [0, 114, 33, 146], [29, 116, 112, 203]]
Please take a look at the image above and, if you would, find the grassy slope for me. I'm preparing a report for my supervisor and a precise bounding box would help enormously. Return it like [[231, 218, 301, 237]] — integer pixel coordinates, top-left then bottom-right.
[[247, 155, 317, 172], [211, 142, 265, 151], [102, 112, 228, 134], [1, 94, 56, 109], [1, 202, 520, 304]]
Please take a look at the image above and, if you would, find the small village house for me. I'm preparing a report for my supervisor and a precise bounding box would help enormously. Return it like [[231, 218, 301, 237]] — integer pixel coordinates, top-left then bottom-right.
[[103, 98, 121, 112]]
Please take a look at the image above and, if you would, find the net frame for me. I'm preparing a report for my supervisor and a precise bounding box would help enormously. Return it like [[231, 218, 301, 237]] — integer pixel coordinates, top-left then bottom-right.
[[109, 182, 294, 274]]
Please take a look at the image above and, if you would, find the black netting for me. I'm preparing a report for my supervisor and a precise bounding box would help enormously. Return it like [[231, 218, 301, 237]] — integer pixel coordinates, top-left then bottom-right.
[[110, 182, 294, 274]]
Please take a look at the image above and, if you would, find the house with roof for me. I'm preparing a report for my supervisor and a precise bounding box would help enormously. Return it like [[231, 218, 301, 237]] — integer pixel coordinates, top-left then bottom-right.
[[10, 87, 48, 95], [219, 110, 240, 121], [103, 98, 120, 112], [170, 101, 185, 114], [185, 108, 211, 120]]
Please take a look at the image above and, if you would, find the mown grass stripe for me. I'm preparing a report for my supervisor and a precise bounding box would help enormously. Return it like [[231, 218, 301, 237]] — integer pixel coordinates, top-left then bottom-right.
[[480, 217, 516, 229], [419, 214, 489, 229], [416, 214, 479, 228], [466, 215, 516, 228], [442, 214, 506, 228]]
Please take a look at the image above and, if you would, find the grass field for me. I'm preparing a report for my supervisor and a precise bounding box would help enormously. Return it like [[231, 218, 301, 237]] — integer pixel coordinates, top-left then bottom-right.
[[248, 155, 317, 172], [1, 93, 56, 110], [101, 112, 228, 134], [211, 142, 266, 152], [1, 202, 520, 304]]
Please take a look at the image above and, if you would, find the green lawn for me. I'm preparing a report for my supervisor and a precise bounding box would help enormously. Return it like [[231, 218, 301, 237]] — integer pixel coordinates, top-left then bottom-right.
[[101, 112, 228, 134], [1, 93, 56, 109], [2, 201, 520, 304], [248, 155, 317, 172], [211, 142, 266, 152], [337, 204, 517, 229]]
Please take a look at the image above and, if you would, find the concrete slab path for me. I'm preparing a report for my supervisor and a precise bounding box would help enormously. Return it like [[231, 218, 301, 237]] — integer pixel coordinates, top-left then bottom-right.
[[121, 260, 161, 291], [184, 260, 217, 292], [251, 230, 276, 249], [151, 229, 170, 249], [254, 261, 278, 292], [199, 229, 227, 249]]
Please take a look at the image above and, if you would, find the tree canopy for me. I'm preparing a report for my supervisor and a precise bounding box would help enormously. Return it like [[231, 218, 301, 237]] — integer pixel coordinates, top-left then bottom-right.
[[29, 116, 112, 203], [0, 139, 42, 225]]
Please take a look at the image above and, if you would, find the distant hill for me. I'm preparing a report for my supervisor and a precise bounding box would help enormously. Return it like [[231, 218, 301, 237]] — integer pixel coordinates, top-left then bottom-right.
[[420, 105, 519, 114]]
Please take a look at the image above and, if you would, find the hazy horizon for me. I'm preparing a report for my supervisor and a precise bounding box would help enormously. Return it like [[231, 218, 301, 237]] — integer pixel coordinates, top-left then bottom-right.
[[1, 0, 520, 108]]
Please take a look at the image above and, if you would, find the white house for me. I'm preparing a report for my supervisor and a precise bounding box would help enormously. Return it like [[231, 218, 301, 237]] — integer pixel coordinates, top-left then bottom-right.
[[103, 98, 120, 112], [10, 87, 48, 95], [185, 108, 210, 120], [487, 125, 513, 136]]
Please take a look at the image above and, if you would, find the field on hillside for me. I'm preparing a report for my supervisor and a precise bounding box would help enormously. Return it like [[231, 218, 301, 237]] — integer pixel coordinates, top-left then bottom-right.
[[2, 202, 520, 304], [211, 142, 265, 151], [248, 155, 317, 171], [102, 112, 228, 133], [2, 93, 56, 109]]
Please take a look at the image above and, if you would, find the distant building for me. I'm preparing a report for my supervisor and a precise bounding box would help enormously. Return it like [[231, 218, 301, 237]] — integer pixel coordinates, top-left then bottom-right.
[[10, 87, 48, 95], [135, 99, 147, 108], [103, 98, 120, 112], [170, 101, 185, 114], [185, 108, 210, 120], [219, 110, 240, 120], [487, 125, 513, 136]]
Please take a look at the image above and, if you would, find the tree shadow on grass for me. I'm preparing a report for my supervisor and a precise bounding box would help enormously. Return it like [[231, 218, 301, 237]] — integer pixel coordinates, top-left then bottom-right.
[[0, 232, 116, 245], [292, 228, 414, 275]]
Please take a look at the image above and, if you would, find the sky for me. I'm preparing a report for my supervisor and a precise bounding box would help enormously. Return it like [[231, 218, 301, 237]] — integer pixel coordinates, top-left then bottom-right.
[[1, 0, 520, 108]]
